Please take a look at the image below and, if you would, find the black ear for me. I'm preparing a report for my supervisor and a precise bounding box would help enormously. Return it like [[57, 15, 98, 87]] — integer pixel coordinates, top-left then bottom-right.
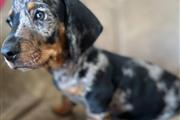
[[63, 0, 103, 59]]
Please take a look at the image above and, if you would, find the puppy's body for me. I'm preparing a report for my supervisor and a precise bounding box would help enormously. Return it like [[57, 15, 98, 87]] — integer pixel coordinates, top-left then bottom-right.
[[52, 47, 180, 120], [1, 0, 180, 120]]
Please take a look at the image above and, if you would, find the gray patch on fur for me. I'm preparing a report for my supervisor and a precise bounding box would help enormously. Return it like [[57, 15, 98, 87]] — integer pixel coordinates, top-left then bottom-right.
[[158, 88, 179, 120], [122, 68, 134, 78], [134, 60, 163, 81], [110, 89, 133, 113], [13, 0, 57, 38]]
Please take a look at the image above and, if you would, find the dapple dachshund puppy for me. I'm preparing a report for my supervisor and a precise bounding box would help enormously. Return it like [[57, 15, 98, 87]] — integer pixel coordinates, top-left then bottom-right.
[[1, 0, 180, 120]]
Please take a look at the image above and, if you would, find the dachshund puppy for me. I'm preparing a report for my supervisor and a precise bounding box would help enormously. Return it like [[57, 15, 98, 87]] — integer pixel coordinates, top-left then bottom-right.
[[1, 0, 180, 120]]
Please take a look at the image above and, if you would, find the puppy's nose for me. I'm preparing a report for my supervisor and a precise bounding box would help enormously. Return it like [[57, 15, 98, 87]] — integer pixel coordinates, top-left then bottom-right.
[[1, 45, 19, 61], [1, 35, 20, 61]]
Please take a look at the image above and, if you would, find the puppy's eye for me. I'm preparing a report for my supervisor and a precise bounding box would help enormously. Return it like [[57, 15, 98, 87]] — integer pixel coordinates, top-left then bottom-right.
[[34, 10, 46, 21], [6, 17, 12, 27]]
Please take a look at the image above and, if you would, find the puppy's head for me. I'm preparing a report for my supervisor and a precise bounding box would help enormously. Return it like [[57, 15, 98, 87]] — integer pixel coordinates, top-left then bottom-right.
[[1, 0, 102, 70]]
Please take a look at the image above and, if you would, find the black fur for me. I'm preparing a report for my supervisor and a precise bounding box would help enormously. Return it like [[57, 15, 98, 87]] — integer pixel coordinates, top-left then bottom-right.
[[84, 49, 180, 119], [78, 68, 88, 78], [62, 0, 103, 60]]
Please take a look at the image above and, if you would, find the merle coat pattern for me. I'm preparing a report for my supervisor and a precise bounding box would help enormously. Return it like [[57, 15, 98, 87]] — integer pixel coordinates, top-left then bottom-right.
[[1, 0, 180, 120]]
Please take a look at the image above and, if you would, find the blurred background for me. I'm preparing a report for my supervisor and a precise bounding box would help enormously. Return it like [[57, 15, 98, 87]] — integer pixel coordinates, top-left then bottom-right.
[[0, 0, 179, 120]]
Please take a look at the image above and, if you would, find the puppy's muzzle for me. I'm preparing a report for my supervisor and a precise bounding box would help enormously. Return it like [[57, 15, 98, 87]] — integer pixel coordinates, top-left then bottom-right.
[[1, 34, 20, 62]]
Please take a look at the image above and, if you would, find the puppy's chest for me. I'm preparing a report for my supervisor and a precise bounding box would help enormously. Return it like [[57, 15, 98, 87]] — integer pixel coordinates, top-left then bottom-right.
[[53, 70, 93, 104]]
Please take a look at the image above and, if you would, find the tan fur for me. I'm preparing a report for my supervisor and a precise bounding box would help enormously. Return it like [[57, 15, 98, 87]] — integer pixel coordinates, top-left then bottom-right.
[[43, 23, 66, 70], [17, 23, 66, 69], [64, 85, 85, 96], [52, 96, 74, 116], [27, 2, 35, 11]]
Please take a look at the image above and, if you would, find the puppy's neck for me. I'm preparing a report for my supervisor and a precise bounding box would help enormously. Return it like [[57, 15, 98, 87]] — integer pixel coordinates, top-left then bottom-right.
[[47, 48, 88, 77]]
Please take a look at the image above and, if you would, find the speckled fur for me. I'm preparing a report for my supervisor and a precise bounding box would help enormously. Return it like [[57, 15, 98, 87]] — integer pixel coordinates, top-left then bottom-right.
[[1, 0, 180, 120]]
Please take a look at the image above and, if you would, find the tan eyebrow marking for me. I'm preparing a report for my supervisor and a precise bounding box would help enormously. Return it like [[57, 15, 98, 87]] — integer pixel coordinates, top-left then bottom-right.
[[27, 2, 36, 11]]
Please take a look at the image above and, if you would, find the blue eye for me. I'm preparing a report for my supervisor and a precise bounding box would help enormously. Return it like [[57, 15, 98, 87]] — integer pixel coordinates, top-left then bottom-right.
[[34, 10, 45, 21]]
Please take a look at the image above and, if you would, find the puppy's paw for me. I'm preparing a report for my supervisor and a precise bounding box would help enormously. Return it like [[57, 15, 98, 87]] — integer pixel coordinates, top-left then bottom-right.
[[87, 113, 111, 120], [52, 97, 74, 116]]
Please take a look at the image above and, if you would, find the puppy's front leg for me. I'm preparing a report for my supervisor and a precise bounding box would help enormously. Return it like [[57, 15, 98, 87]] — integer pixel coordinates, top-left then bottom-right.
[[87, 112, 112, 120], [52, 96, 75, 116]]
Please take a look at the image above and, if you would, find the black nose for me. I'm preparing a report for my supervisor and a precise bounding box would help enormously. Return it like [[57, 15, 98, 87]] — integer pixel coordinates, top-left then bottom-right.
[[1, 47, 19, 61], [1, 35, 20, 61]]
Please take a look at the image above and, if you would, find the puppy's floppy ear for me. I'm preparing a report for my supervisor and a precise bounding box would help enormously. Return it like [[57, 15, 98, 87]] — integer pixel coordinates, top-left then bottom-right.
[[63, 0, 103, 59]]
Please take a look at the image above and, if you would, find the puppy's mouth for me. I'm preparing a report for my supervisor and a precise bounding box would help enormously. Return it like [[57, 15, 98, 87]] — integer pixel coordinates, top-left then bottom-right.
[[5, 58, 33, 71], [4, 48, 59, 70], [4, 56, 46, 71]]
